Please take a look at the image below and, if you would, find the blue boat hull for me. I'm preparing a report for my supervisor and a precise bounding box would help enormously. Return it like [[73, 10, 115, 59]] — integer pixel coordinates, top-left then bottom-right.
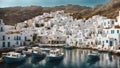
[[47, 55, 64, 61], [32, 53, 46, 58], [42, 50, 50, 53], [4, 57, 25, 63], [63, 46, 73, 49]]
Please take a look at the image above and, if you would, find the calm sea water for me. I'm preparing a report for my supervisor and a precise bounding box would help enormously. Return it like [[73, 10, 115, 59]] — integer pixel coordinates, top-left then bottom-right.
[[0, 49, 120, 68], [0, 0, 109, 8]]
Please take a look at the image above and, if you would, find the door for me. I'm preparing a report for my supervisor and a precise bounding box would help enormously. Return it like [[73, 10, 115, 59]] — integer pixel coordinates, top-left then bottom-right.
[[110, 41, 113, 46], [2, 42, 5, 47], [8, 42, 10, 47]]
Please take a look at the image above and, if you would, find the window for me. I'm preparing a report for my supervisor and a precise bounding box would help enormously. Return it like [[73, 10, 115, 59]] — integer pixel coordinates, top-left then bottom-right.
[[25, 36, 27, 41], [20, 42, 22, 46], [24, 42, 26, 46], [8, 37, 10, 40], [113, 30, 114, 33], [112, 21, 114, 24], [67, 36, 69, 38], [117, 30, 119, 33], [86, 30, 88, 32], [110, 41, 113, 46], [3, 35, 5, 40], [17, 36, 19, 40], [111, 30, 114, 34], [14, 36, 16, 40], [8, 42, 10, 47], [1, 27, 3, 32], [16, 41, 19, 45], [2, 42, 5, 47], [19, 37, 21, 40], [104, 22, 106, 26], [106, 40, 108, 43], [99, 41, 101, 45]]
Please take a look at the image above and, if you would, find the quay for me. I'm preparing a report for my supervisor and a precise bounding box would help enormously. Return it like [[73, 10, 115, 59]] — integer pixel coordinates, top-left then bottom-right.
[[39, 44, 67, 48], [0, 44, 120, 63]]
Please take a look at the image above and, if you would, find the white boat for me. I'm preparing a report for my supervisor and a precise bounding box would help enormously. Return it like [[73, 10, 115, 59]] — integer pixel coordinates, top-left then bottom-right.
[[4, 52, 26, 63], [46, 49, 64, 62], [32, 47, 46, 58], [41, 48, 51, 53], [63, 45, 73, 49], [23, 48, 33, 56]]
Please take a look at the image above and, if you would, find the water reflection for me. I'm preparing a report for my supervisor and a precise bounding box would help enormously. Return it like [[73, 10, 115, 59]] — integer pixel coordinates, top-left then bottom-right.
[[31, 57, 45, 64], [0, 49, 120, 68], [45, 61, 62, 68], [87, 57, 100, 66], [0, 61, 25, 68]]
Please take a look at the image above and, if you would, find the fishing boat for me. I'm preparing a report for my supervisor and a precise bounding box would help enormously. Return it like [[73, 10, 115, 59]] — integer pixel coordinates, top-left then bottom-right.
[[88, 53, 100, 60], [63, 45, 73, 49], [4, 52, 26, 63], [14, 46, 26, 53], [42, 48, 51, 53], [23, 48, 32, 56], [46, 49, 64, 62], [32, 48, 46, 58]]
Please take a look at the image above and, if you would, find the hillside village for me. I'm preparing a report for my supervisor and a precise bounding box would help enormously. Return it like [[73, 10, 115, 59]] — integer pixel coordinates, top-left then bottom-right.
[[0, 10, 120, 51]]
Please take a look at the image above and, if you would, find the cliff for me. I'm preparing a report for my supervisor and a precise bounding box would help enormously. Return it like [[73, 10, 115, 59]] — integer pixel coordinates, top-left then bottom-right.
[[0, 0, 120, 25]]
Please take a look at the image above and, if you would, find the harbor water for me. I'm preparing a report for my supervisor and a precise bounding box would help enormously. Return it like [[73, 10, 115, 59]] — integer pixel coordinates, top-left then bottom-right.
[[0, 49, 120, 68]]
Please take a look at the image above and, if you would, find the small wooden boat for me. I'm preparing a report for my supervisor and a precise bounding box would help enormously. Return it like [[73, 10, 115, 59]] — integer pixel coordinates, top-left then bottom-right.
[[4, 52, 26, 63], [46, 49, 64, 62]]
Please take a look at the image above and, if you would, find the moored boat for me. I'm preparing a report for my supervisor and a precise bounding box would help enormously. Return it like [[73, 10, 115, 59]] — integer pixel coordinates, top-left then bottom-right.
[[4, 52, 26, 63], [42, 48, 51, 53], [32, 48, 46, 58], [63, 45, 73, 49], [46, 49, 64, 62], [23, 48, 32, 56]]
